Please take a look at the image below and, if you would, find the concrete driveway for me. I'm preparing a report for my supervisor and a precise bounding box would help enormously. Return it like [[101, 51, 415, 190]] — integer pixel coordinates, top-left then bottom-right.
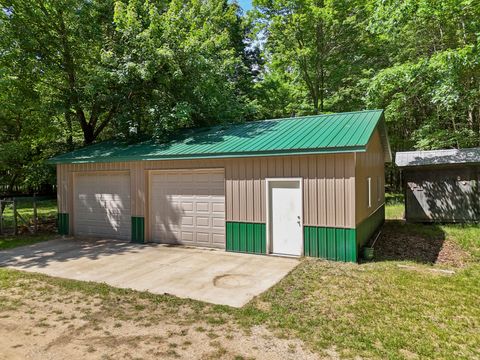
[[0, 238, 299, 307]]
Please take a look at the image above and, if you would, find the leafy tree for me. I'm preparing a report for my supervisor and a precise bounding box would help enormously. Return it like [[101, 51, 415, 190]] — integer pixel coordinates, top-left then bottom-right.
[[111, 0, 257, 140], [1, 0, 123, 145], [0, 65, 58, 193], [366, 0, 480, 151], [252, 0, 379, 115]]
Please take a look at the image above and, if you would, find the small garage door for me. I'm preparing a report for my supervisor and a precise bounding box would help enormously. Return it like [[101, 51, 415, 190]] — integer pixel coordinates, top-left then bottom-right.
[[150, 169, 225, 248], [74, 172, 131, 240]]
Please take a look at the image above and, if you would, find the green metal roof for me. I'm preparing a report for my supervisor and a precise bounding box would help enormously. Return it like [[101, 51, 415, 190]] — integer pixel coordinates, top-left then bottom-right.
[[48, 109, 391, 164]]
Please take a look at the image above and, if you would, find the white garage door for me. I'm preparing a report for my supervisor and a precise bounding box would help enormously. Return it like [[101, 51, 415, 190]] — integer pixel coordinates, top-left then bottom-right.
[[150, 169, 225, 249], [74, 173, 131, 240]]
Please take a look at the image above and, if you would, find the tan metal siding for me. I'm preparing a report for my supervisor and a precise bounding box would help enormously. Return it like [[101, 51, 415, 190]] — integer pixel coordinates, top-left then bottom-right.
[[56, 153, 357, 233], [355, 129, 386, 225], [325, 155, 336, 227], [335, 155, 345, 227], [316, 156, 326, 226]]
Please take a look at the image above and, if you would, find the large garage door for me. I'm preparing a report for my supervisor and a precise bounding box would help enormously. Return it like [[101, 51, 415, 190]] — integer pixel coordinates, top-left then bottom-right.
[[74, 172, 131, 240], [150, 169, 225, 249]]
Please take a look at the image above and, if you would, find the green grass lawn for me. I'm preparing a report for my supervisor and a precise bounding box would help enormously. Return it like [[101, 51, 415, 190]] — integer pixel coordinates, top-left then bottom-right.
[[0, 233, 57, 250], [385, 192, 404, 220], [1, 197, 57, 229], [1, 197, 57, 249], [0, 201, 478, 359], [235, 203, 480, 358]]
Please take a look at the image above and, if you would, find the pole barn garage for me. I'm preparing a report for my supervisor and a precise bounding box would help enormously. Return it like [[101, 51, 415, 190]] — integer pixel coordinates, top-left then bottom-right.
[[49, 110, 391, 262]]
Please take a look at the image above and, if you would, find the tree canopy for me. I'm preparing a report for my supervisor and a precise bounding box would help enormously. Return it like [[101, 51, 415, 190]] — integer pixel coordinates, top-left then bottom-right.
[[0, 0, 479, 193]]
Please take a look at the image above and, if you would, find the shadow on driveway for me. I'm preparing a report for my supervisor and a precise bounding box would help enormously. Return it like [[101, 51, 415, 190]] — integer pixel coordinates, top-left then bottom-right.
[[0, 237, 146, 269]]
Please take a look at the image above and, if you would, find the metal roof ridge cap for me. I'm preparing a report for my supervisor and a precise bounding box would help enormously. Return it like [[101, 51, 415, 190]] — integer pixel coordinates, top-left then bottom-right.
[[245, 109, 383, 123]]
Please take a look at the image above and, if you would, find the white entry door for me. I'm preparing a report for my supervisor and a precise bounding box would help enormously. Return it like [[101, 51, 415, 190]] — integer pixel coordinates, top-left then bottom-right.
[[268, 179, 303, 256]]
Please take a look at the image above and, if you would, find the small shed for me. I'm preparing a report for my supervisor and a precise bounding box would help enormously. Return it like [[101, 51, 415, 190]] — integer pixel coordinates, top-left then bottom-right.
[[396, 148, 480, 223], [49, 110, 391, 262]]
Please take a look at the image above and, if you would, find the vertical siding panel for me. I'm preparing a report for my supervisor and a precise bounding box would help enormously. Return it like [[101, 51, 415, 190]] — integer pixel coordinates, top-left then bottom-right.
[[225, 162, 233, 221], [260, 157, 268, 222], [275, 157, 283, 177], [283, 157, 291, 177], [57, 165, 62, 213], [326, 155, 336, 227], [130, 162, 136, 216], [300, 157, 309, 225], [344, 155, 355, 228], [135, 162, 142, 217], [59, 164, 63, 213], [253, 158, 261, 223], [267, 158, 276, 177], [138, 161, 144, 216], [335, 155, 345, 227], [239, 159, 247, 221], [245, 159, 254, 222], [317, 156, 326, 226], [68, 164, 74, 232], [138, 162, 144, 217], [65, 164, 70, 213], [308, 156, 317, 226], [232, 159, 240, 222], [291, 156, 300, 177]]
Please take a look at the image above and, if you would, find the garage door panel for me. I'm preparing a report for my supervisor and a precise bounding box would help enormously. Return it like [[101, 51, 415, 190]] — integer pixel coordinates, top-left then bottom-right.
[[196, 217, 210, 227], [182, 216, 194, 226], [212, 203, 224, 213], [196, 232, 210, 243], [212, 233, 225, 245], [196, 202, 209, 212], [150, 170, 225, 249], [74, 173, 131, 240], [212, 218, 224, 228]]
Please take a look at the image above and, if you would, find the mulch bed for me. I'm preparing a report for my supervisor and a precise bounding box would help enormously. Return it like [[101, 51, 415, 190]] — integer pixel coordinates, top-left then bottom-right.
[[373, 221, 470, 267]]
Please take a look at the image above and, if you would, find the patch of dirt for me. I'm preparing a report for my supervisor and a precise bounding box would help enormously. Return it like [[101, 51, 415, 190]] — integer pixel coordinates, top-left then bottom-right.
[[0, 278, 320, 360], [213, 274, 253, 288], [374, 222, 470, 267]]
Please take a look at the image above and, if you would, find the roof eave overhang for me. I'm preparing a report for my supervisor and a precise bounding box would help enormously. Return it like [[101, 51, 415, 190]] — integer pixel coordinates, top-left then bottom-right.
[[396, 162, 480, 170], [47, 146, 367, 165]]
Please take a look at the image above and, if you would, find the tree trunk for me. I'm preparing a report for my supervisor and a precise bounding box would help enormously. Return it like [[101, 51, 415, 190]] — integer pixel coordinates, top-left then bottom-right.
[[65, 109, 74, 151], [313, 96, 319, 114], [82, 123, 95, 145]]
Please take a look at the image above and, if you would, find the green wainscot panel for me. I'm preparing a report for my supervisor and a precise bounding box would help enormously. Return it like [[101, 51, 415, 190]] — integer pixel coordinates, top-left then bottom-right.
[[356, 204, 385, 250], [131, 217, 145, 243], [304, 226, 357, 262], [226, 222, 266, 254], [57, 213, 69, 235]]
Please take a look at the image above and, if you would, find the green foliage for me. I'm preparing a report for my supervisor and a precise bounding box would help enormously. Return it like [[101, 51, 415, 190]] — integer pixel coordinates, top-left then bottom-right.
[[366, 0, 480, 152], [252, 0, 382, 116], [110, 0, 256, 140]]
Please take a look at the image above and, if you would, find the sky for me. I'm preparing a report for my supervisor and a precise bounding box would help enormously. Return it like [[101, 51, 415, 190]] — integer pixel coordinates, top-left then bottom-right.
[[237, 0, 253, 11]]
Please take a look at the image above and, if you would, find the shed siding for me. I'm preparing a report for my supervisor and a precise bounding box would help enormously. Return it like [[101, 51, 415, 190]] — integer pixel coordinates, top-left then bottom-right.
[[404, 166, 480, 222], [57, 153, 356, 236], [355, 129, 385, 225]]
